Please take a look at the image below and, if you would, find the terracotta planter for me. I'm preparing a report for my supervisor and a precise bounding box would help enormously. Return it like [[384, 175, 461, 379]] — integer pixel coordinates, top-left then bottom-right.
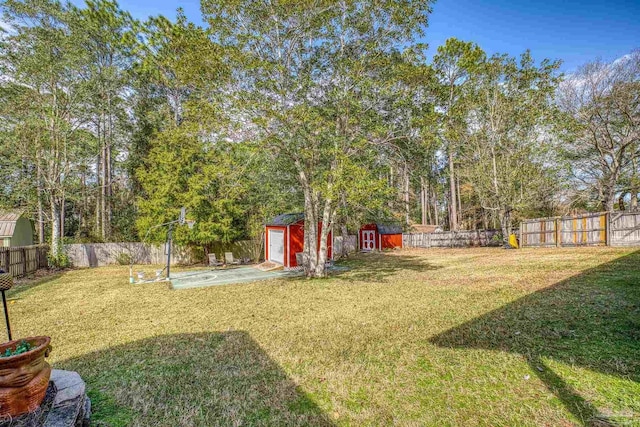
[[0, 336, 52, 417]]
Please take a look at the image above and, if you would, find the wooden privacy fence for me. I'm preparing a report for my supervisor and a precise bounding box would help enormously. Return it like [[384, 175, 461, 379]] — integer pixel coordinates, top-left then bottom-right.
[[65, 239, 264, 268], [65, 242, 197, 267], [609, 212, 640, 246], [520, 211, 640, 247], [334, 235, 357, 256], [0, 245, 49, 278], [403, 230, 501, 248]]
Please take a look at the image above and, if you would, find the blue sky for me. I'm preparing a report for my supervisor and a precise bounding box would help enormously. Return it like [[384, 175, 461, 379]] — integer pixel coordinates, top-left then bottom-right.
[[106, 0, 639, 73]]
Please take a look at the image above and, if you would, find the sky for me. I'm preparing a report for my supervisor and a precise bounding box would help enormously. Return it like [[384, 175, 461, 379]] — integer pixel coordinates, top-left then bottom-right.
[[94, 0, 639, 73]]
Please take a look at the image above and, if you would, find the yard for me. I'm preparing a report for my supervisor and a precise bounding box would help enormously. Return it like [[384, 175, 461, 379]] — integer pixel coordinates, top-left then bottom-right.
[[8, 247, 640, 426]]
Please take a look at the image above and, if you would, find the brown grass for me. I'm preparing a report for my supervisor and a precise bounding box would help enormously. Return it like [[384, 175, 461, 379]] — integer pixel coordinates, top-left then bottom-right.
[[7, 247, 640, 426]]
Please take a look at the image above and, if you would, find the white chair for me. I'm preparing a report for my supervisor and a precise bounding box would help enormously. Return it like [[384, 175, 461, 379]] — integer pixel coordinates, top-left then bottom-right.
[[225, 252, 241, 265], [208, 253, 223, 267]]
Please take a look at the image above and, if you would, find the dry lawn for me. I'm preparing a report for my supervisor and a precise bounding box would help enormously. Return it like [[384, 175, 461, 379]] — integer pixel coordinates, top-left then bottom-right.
[[8, 247, 640, 426]]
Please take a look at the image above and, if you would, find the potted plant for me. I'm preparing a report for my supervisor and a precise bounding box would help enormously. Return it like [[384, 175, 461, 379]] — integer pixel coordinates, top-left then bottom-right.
[[0, 336, 52, 417]]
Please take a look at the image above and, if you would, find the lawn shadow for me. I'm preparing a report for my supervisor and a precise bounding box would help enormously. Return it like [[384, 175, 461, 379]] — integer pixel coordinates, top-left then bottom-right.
[[56, 331, 334, 427], [430, 251, 640, 426], [334, 252, 441, 283]]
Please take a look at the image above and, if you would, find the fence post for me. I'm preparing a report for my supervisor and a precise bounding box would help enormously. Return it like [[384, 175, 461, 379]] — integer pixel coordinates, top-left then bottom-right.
[[22, 248, 27, 277], [606, 212, 611, 247], [519, 223, 524, 248]]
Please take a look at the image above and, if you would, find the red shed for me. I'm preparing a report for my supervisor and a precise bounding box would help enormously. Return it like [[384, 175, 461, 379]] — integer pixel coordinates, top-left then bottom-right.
[[359, 223, 403, 251], [265, 213, 333, 269]]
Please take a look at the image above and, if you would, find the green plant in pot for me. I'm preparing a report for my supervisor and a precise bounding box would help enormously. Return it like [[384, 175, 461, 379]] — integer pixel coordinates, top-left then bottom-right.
[[0, 336, 52, 417]]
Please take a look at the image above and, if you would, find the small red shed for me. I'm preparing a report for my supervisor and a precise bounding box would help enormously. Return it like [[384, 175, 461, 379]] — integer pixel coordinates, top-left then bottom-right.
[[359, 223, 403, 251], [265, 213, 333, 268]]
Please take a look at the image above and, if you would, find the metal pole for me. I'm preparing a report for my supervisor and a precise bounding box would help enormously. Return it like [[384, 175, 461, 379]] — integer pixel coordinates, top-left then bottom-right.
[[2, 290, 11, 341], [166, 223, 172, 279]]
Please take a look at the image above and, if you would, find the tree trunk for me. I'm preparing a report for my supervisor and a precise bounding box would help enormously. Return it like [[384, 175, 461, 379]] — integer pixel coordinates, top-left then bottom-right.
[[95, 138, 101, 238], [482, 209, 489, 230], [456, 174, 462, 229], [315, 198, 333, 277], [101, 140, 107, 240], [36, 158, 45, 244], [448, 151, 458, 231], [602, 184, 616, 212], [298, 165, 318, 277], [50, 198, 60, 258], [339, 191, 349, 258], [60, 194, 65, 239], [420, 176, 427, 225], [499, 208, 511, 246], [433, 188, 439, 226], [404, 164, 410, 225], [340, 224, 349, 257], [631, 158, 638, 210], [304, 201, 318, 276], [105, 91, 113, 239]]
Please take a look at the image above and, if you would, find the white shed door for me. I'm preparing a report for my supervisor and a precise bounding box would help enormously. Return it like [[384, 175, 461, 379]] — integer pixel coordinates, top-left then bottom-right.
[[362, 230, 376, 251], [268, 230, 285, 264]]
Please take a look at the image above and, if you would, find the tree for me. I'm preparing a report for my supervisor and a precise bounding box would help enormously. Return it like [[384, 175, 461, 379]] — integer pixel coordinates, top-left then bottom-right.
[[432, 38, 485, 230], [462, 52, 562, 243], [0, 0, 94, 257], [69, 0, 137, 240], [203, 0, 433, 277], [134, 12, 250, 249], [558, 51, 640, 211]]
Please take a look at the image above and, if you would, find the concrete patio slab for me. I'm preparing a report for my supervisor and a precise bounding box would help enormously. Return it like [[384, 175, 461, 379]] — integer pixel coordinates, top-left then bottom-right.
[[169, 266, 299, 290]]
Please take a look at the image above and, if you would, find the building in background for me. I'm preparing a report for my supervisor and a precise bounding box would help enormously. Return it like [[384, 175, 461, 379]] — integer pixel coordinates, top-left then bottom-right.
[[265, 213, 333, 269], [0, 211, 34, 247], [359, 223, 403, 251]]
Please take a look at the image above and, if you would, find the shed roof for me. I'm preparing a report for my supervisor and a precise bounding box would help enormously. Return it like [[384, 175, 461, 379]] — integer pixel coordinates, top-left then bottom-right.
[[0, 210, 24, 238], [266, 213, 305, 226], [376, 223, 403, 235]]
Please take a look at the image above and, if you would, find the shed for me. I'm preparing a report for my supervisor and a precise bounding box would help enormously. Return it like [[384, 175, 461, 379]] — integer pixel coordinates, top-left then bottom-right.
[[265, 213, 333, 268], [0, 211, 34, 247], [359, 223, 403, 251]]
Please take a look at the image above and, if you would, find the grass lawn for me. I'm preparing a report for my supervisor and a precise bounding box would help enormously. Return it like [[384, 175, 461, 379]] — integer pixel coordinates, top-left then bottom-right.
[[8, 247, 640, 426]]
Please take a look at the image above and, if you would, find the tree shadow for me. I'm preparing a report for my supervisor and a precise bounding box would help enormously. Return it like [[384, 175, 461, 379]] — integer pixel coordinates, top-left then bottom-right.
[[55, 331, 334, 427], [334, 252, 442, 283], [430, 251, 640, 426]]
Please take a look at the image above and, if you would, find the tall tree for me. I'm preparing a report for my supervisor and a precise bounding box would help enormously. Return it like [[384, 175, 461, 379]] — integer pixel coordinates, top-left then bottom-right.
[[203, 0, 433, 276], [558, 51, 640, 211], [432, 38, 485, 230], [462, 52, 562, 243], [0, 0, 94, 257], [69, 0, 137, 240], [134, 11, 245, 248]]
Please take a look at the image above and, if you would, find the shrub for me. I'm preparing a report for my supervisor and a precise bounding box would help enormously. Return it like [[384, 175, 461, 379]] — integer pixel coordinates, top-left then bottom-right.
[[48, 251, 70, 269], [115, 252, 132, 266]]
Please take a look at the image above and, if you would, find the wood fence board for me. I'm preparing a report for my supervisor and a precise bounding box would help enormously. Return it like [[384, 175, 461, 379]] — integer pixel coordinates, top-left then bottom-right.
[[403, 230, 501, 248], [0, 245, 49, 278], [521, 211, 640, 248]]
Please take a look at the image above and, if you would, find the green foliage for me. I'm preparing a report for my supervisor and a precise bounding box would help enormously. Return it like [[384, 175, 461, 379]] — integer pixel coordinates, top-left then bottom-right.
[[48, 250, 71, 269], [136, 126, 248, 245], [115, 252, 132, 266], [202, 0, 436, 275], [459, 50, 563, 239], [0, 0, 634, 258], [1, 340, 33, 358]]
